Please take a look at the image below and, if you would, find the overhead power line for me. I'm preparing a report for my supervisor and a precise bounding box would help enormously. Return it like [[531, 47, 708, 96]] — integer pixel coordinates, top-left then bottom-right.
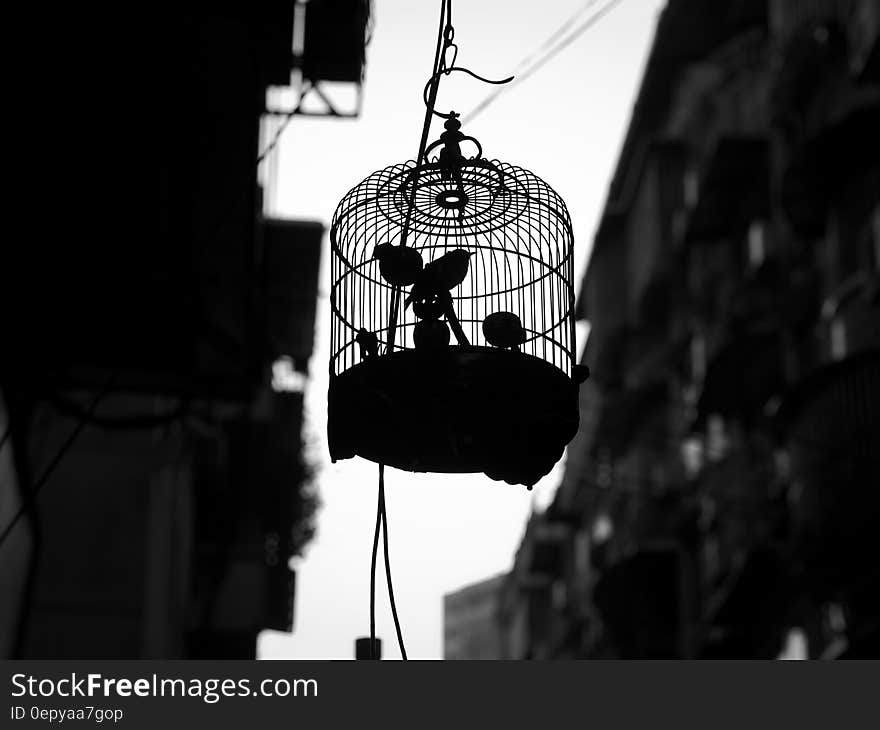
[[510, 0, 604, 74], [258, 114, 295, 166], [462, 0, 625, 125]]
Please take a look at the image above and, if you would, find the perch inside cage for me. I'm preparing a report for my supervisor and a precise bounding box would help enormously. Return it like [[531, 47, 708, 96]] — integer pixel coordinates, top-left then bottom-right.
[[329, 118, 588, 487]]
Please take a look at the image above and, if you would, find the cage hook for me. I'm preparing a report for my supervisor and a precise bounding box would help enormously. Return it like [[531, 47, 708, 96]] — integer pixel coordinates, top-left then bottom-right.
[[422, 115, 484, 174], [422, 67, 514, 121]]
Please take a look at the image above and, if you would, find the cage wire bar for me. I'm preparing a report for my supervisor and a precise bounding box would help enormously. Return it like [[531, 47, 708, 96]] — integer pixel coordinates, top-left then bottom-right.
[[327, 0, 586, 488], [328, 147, 582, 487], [331, 161, 575, 372]]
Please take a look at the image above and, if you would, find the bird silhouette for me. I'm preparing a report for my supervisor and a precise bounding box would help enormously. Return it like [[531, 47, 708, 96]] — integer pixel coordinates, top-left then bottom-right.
[[413, 319, 451, 350], [404, 249, 474, 309], [355, 328, 378, 360], [373, 243, 424, 286], [412, 292, 446, 321], [482, 311, 526, 349]]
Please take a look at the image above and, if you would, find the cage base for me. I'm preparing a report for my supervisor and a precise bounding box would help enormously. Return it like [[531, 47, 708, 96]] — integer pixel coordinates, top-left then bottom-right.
[[328, 346, 579, 487]]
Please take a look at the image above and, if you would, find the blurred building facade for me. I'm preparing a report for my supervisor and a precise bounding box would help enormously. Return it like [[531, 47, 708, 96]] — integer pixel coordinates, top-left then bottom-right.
[[490, 0, 877, 660], [1, 2, 372, 659], [443, 575, 505, 660]]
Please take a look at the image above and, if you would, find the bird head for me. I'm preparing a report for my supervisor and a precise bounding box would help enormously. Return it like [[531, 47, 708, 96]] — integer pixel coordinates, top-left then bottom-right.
[[448, 249, 474, 262], [372, 243, 394, 261]]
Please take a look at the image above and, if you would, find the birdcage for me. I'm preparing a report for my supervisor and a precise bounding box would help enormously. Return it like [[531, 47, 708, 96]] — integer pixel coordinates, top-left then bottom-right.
[[328, 117, 587, 487]]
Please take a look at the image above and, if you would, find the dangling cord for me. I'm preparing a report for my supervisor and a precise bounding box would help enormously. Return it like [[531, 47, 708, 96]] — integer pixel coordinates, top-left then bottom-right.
[[385, 0, 513, 353], [369, 465, 383, 659], [380, 464, 408, 659], [385, 0, 451, 355], [416, 0, 456, 164], [369, 464, 408, 660]]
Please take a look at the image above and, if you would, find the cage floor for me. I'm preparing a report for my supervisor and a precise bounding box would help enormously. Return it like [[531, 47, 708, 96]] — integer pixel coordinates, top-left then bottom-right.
[[328, 346, 579, 487]]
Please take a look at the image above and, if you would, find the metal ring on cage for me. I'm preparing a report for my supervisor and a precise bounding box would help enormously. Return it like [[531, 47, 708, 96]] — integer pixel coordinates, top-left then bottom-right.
[[371, 160, 531, 237]]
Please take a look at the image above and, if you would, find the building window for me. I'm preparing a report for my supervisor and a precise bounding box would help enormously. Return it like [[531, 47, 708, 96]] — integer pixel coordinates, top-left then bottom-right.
[[706, 414, 728, 462], [271, 357, 307, 392], [774, 449, 791, 484], [830, 318, 847, 360], [592, 513, 614, 544], [778, 628, 809, 660], [681, 436, 704, 479], [747, 220, 767, 268]]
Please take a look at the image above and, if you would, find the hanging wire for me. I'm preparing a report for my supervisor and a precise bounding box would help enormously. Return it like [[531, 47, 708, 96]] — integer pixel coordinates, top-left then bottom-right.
[[462, 0, 625, 124], [257, 110, 296, 165], [421, 67, 513, 121], [368, 0, 472, 657], [369, 464, 383, 659], [368, 465, 408, 660], [0, 5, 376, 558], [45, 390, 190, 430], [511, 0, 605, 74], [380, 464, 407, 659], [0, 373, 117, 551], [367, 0, 458, 655], [260, 0, 375, 162], [383, 0, 452, 354], [384, 0, 515, 353]]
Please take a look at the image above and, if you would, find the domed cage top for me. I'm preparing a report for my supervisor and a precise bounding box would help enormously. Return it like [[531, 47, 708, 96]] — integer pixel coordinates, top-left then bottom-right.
[[328, 146, 584, 487]]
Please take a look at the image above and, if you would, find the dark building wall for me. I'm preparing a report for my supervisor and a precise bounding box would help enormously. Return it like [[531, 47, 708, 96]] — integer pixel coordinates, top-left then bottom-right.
[[0, 395, 33, 659], [4, 3, 368, 659], [19, 402, 191, 658], [507, 0, 879, 659]]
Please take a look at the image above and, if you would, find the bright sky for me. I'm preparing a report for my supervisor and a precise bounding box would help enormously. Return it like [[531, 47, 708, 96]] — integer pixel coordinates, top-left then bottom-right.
[[258, 0, 666, 660]]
